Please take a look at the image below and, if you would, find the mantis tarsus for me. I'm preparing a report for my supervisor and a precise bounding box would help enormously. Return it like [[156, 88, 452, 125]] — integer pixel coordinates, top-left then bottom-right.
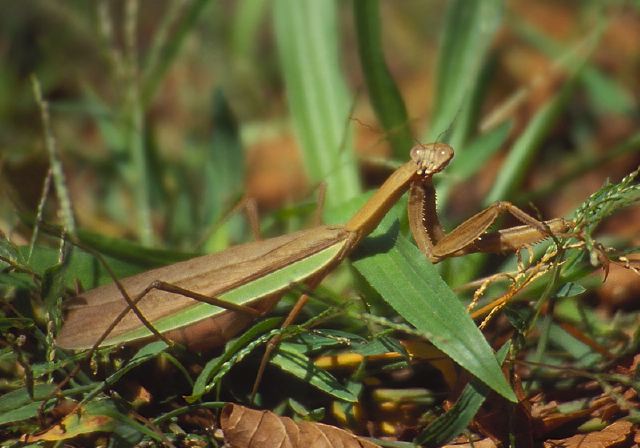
[[57, 143, 569, 357]]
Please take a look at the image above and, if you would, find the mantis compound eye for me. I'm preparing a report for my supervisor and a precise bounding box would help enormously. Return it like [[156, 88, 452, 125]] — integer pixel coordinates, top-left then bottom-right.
[[410, 143, 454, 175]]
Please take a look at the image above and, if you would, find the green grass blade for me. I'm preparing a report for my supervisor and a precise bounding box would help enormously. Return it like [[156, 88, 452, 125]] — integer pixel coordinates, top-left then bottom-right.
[[271, 343, 358, 402], [518, 132, 640, 204], [445, 58, 493, 152], [352, 230, 516, 402], [231, 0, 269, 59], [513, 16, 634, 116], [354, 0, 412, 158], [437, 120, 512, 206], [32, 77, 77, 237], [274, 0, 360, 208], [141, 0, 213, 105], [415, 343, 510, 446], [448, 120, 512, 181], [189, 318, 282, 400], [484, 80, 577, 205], [202, 89, 246, 251], [426, 0, 503, 141]]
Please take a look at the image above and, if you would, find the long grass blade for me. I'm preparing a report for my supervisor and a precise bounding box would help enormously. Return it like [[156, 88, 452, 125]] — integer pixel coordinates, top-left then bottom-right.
[[274, 0, 360, 208], [354, 0, 412, 158], [484, 81, 577, 205], [426, 0, 502, 141]]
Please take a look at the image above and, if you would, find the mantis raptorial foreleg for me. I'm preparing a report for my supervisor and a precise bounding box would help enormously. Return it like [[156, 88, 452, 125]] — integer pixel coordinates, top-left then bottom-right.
[[407, 149, 570, 263]]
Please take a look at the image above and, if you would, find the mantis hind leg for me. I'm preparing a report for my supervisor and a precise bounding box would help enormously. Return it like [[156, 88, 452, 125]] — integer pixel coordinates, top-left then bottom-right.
[[141, 281, 262, 316]]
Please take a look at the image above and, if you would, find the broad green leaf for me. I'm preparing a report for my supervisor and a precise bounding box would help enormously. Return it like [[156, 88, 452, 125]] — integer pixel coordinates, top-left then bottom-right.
[[271, 342, 358, 402], [274, 0, 360, 208], [354, 0, 412, 158], [556, 282, 586, 298], [0, 384, 56, 415], [352, 230, 516, 402], [0, 402, 48, 427], [0, 384, 57, 426]]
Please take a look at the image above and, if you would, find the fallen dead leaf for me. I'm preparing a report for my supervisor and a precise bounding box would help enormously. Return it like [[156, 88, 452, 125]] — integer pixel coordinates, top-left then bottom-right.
[[24, 412, 114, 442], [443, 437, 498, 448], [543, 420, 634, 448], [220, 403, 381, 448]]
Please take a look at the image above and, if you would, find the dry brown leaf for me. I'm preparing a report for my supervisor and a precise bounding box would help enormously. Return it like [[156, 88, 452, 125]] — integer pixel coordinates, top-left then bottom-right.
[[443, 438, 498, 448], [220, 403, 381, 448], [24, 413, 114, 442], [543, 420, 634, 448]]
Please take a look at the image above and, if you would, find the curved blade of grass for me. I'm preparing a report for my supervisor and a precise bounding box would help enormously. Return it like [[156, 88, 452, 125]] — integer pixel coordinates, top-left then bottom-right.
[[352, 228, 516, 402], [274, 0, 360, 208], [270, 342, 358, 402], [353, 0, 412, 158], [426, 0, 502, 141], [190, 317, 282, 400]]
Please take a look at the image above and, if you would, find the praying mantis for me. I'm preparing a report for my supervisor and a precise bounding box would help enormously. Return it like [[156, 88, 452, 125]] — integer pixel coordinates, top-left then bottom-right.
[[57, 143, 570, 354]]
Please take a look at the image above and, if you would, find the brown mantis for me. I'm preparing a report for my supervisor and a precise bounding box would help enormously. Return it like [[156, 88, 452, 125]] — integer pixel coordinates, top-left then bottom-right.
[[57, 143, 569, 362]]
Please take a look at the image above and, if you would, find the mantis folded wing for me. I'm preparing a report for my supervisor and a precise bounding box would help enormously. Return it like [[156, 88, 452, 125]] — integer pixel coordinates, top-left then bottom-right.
[[57, 143, 569, 351], [57, 226, 355, 350]]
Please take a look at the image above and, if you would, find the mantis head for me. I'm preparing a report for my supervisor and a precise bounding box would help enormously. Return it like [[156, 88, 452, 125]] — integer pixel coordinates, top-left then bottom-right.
[[410, 143, 454, 176]]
